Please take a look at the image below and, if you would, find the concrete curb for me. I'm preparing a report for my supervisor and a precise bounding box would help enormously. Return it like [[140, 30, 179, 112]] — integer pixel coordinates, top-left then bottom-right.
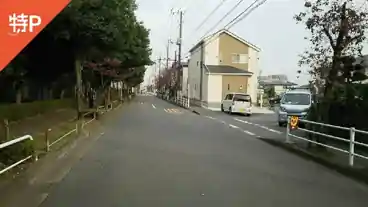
[[259, 138, 368, 185]]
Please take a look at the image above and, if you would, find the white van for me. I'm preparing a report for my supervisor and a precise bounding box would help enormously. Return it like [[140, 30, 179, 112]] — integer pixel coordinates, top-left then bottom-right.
[[221, 92, 252, 116]]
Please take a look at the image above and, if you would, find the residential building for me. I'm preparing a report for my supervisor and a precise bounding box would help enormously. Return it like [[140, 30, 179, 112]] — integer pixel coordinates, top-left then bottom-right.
[[258, 74, 297, 95], [187, 29, 260, 110]]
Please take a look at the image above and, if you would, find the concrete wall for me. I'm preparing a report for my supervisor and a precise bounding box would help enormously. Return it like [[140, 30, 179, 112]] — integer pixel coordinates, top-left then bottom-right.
[[181, 66, 188, 95], [206, 74, 223, 109], [202, 73, 209, 106], [222, 75, 248, 99], [204, 36, 220, 65], [188, 47, 202, 100], [247, 48, 260, 102], [218, 33, 249, 70]]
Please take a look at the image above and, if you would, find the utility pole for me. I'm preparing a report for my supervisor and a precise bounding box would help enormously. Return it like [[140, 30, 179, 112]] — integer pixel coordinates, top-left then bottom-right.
[[176, 11, 183, 97], [170, 9, 184, 97], [177, 10, 183, 67], [166, 40, 170, 71], [158, 57, 162, 92]]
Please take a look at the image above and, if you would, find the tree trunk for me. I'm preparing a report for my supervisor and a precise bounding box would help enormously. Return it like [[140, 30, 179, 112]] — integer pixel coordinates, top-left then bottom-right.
[[15, 88, 22, 104], [75, 59, 83, 119], [60, 90, 65, 99], [48, 88, 53, 99]]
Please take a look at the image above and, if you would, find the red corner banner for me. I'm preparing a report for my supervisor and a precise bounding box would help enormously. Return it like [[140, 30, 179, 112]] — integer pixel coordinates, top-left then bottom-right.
[[0, 0, 71, 72]]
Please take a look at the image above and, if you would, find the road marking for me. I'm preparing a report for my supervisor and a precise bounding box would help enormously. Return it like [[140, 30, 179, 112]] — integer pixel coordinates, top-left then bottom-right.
[[243, 130, 255, 136], [229, 124, 239, 129], [152, 104, 156, 109], [205, 116, 216, 120], [164, 108, 182, 114], [234, 118, 253, 125], [57, 151, 68, 160], [234, 118, 282, 134]]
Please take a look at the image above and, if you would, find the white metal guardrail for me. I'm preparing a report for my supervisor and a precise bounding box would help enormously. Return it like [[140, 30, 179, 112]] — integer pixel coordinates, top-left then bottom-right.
[[157, 93, 190, 108], [286, 117, 368, 166], [0, 135, 36, 175], [45, 111, 97, 152]]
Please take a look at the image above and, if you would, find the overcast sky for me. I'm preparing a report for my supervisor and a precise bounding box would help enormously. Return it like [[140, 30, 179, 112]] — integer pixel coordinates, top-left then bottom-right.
[[135, 0, 368, 86]]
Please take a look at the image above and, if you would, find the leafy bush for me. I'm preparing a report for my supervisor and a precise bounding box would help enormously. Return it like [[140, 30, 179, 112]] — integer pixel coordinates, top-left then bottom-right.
[[0, 139, 34, 166], [306, 84, 368, 147], [0, 99, 74, 122]]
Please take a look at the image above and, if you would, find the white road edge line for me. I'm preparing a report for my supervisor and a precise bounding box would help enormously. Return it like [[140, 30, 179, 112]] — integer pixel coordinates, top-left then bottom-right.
[[205, 116, 216, 120], [152, 104, 156, 109], [229, 124, 239, 129], [234, 118, 282, 134], [243, 130, 255, 136]]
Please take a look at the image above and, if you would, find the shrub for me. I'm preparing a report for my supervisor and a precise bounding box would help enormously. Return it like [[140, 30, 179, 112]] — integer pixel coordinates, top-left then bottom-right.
[[0, 139, 34, 166]]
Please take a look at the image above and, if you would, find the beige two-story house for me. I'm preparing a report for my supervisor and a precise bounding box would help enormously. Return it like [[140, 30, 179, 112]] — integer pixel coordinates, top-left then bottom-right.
[[188, 29, 260, 110]]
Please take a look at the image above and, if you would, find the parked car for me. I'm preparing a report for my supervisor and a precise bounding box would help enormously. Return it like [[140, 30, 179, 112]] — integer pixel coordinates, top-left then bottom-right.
[[277, 89, 312, 126], [221, 92, 252, 116]]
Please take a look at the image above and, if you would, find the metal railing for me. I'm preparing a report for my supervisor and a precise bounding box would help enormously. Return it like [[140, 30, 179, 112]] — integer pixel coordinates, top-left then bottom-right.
[[286, 117, 368, 166], [0, 101, 121, 176], [45, 111, 97, 152], [157, 93, 190, 108], [0, 135, 36, 175]]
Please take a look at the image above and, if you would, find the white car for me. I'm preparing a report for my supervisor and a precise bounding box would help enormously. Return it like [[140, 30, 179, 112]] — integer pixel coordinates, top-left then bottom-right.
[[221, 92, 252, 116]]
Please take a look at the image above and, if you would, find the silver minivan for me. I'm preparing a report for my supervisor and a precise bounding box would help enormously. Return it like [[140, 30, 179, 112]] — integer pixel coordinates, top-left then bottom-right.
[[277, 90, 312, 126]]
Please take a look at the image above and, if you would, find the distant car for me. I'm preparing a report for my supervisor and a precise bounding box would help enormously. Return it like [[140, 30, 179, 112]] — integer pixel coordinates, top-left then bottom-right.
[[221, 92, 252, 116], [277, 90, 312, 126]]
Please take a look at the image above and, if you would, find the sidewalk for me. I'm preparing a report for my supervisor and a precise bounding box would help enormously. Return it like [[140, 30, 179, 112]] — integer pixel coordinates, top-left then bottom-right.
[[189, 105, 275, 115], [260, 129, 368, 185], [252, 106, 275, 114]]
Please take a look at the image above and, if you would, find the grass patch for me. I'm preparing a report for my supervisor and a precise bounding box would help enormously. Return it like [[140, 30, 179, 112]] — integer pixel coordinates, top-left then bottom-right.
[[0, 99, 74, 122]]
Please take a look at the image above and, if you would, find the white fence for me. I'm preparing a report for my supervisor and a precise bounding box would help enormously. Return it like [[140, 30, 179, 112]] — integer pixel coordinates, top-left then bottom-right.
[[0, 102, 122, 176], [286, 117, 368, 167], [0, 135, 36, 175], [157, 93, 190, 108]]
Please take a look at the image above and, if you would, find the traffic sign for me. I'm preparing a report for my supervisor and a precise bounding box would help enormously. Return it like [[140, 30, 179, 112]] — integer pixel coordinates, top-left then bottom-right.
[[290, 116, 299, 129]]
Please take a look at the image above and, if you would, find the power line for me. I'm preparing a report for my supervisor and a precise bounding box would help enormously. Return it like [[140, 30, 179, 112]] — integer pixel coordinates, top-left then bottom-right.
[[184, 0, 266, 58], [199, 0, 246, 40], [193, 0, 228, 31], [225, 0, 267, 29]]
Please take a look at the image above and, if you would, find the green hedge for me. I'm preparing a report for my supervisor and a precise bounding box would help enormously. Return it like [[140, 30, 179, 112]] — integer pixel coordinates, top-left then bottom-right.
[[0, 139, 34, 166], [0, 99, 74, 122]]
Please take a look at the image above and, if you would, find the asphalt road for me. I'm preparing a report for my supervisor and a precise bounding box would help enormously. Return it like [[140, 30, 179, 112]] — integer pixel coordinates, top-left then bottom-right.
[[40, 95, 368, 207]]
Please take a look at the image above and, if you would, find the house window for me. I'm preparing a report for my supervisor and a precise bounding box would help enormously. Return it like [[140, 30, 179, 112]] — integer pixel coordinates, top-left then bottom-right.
[[232, 54, 248, 64], [228, 84, 230, 90]]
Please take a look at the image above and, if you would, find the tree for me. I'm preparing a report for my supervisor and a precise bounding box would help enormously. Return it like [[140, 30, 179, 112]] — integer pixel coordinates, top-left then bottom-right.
[[295, 0, 368, 94], [295, 0, 368, 147], [295, 0, 368, 113], [49, 0, 151, 112]]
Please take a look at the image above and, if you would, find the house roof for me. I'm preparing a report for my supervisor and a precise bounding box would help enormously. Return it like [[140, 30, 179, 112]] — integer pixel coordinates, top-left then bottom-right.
[[259, 80, 297, 86], [206, 65, 253, 75], [189, 29, 261, 53]]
